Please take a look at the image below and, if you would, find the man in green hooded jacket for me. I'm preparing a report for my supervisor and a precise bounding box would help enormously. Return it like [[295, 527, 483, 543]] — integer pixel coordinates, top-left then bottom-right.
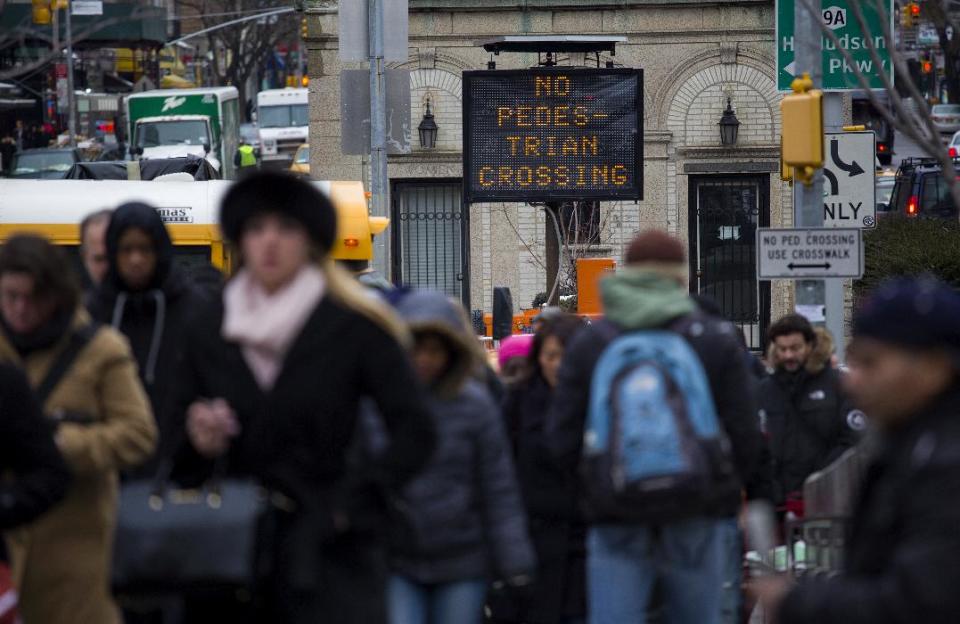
[[546, 229, 764, 624]]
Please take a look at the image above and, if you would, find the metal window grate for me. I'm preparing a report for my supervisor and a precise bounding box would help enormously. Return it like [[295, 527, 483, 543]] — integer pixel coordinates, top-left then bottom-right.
[[392, 181, 468, 304], [689, 176, 771, 351]]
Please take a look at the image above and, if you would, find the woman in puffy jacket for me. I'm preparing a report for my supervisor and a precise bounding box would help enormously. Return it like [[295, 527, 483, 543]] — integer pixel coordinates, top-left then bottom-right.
[[489, 314, 587, 624], [389, 290, 535, 624]]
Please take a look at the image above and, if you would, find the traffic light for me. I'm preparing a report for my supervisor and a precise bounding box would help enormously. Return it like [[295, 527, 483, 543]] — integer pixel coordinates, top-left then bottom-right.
[[911, 2, 921, 18], [780, 72, 823, 185], [922, 59, 933, 73], [300, 17, 308, 39], [32, 0, 51, 24], [300, 76, 309, 88], [901, 5, 913, 27]]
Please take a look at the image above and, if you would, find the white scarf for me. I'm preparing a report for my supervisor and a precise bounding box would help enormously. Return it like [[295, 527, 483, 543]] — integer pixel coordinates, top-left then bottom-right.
[[222, 265, 325, 391]]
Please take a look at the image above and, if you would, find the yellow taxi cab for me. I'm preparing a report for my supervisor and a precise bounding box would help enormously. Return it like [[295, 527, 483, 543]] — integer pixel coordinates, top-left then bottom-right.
[[290, 143, 309, 176]]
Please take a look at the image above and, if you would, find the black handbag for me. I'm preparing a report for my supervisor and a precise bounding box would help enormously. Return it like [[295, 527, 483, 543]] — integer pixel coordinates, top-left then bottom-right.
[[111, 460, 275, 597]]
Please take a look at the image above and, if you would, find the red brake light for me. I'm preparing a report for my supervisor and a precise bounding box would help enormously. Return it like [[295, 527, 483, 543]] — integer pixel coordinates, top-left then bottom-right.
[[907, 195, 919, 216], [344, 238, 360, 248], [951, 147, 958, 158], [878, 144, 887, 152]]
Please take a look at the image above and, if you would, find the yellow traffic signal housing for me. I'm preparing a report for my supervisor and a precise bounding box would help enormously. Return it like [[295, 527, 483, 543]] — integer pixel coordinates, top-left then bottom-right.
[[780, 73, 823, 184], [780, 137, 794, 183], [300, 17, 309, 39], [32, 0, 51, 24], [901, 5, 914, 27]]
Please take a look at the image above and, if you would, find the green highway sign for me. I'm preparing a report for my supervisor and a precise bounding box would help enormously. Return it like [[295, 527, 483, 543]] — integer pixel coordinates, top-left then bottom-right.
[[777, 0, 894, 91]]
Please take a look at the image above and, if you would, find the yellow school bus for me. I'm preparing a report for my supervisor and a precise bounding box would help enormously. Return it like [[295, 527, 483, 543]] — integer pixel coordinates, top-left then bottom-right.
[[0, 179, 382, 273]]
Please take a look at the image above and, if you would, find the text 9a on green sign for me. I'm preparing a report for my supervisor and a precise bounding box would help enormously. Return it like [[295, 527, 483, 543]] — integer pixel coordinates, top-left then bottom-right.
[[776, 0, 894, 91]]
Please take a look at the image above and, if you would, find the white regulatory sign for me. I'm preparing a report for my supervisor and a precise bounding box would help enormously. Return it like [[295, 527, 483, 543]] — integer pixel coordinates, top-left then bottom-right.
[[757, 227, 863, 280], [823, 131, 876, 228], [72, 0, 103, 15]]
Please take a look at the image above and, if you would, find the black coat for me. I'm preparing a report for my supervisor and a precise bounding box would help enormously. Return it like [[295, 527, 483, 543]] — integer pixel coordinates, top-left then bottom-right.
[[174, 295, 435, 621], [758, 363, 859, 505], [0, 363, 71, 541], [548, 311, 764, 521], [489, 375, 586, 624], [390, 381, 534, 584], [88, 203, 210, 477], [780, 387, 960, 624]]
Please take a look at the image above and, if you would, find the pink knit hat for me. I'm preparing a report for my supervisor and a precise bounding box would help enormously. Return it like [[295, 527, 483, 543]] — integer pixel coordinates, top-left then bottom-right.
[[498, 334, 534, 369]]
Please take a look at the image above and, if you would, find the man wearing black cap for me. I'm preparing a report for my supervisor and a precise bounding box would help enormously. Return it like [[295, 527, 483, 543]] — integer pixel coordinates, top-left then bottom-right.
[[758, 276, 960, 623]]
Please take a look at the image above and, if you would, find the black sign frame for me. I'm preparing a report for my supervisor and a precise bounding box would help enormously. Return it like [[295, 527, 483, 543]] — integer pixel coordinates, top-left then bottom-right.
[[462, 67, 644, 204]]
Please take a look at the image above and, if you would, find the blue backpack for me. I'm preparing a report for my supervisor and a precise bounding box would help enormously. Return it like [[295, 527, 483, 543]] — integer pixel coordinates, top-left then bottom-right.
[[582, 323, 732, 521]]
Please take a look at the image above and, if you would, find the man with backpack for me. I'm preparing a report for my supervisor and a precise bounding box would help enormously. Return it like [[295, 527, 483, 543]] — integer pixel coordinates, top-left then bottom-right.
[[548, 230, 764, 624]]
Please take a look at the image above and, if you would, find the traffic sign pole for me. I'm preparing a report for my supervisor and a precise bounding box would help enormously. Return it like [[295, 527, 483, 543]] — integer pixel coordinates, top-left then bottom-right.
[[823, 93, 846, 361], [793, 0, 826, 344]]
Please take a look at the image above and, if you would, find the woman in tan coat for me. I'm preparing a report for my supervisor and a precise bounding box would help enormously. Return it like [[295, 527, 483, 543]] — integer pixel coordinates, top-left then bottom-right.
[[0, 234, 156, 624]]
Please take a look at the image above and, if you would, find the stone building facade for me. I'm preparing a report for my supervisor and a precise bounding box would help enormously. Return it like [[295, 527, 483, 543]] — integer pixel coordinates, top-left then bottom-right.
[[306, 0, 792, 348]]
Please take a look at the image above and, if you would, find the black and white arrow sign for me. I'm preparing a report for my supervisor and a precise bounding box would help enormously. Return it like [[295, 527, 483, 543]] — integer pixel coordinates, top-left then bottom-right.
[[822, 131, 876, 228]]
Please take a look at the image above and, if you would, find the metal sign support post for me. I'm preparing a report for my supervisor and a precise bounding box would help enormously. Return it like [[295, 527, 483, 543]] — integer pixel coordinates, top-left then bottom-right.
[[793, 1, 847, 360], [65, 0, 78, 147], [368, 0, 389, 278]]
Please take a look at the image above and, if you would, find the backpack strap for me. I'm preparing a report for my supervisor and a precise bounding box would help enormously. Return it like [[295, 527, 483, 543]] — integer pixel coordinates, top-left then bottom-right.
[[35, 323, 100, 407]]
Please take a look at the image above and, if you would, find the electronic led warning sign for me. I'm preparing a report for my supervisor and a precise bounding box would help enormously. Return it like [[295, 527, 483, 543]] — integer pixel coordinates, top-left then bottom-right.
[[462, 68, 643, 203]]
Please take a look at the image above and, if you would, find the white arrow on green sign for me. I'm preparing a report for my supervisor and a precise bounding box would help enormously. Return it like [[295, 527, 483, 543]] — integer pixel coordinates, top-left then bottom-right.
[[777, 0, 894, 91]]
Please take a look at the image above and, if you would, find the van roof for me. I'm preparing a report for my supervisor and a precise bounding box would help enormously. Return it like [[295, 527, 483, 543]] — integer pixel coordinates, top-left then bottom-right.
[[127, 87, 239, 100]]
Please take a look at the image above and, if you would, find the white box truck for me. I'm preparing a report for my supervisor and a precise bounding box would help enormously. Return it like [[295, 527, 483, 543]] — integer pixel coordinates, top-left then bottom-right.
[[256, 88, 308, 165], [126, 87, 240, 179]]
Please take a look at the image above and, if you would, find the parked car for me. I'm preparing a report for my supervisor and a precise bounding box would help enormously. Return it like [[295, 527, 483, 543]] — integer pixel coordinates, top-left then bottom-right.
[[4, 148, 82, 179], [875, 168, 897, 217], [888, 157, 959, 220], [290, 143, 309, 177], [931, 104, 960, 136], [947, 130, 960, 158]]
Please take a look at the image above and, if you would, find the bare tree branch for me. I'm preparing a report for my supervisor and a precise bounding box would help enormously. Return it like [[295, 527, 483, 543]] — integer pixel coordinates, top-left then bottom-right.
[[797, 0, 960, 219]]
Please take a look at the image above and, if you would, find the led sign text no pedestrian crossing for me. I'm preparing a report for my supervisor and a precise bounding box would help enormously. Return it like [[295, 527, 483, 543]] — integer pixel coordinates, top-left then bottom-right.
[[462, 69, 643, 202]]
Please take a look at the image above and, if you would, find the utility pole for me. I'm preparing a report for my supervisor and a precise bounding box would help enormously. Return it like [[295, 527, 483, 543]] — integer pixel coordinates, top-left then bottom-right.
[[64, 0, 77, 147], [368, 0, 389, 277]]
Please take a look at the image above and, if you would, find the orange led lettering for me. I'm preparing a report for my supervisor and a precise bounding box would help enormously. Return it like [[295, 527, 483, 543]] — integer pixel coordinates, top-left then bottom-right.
[[576, 165, 587, 186], [612, 165, 628, 185], [561, 136, 580, 155], [517, 166, 534, 187], [524, 137, 541, 156], [534, 76, 552, 97], [506, 136, 522, 155], [534, 106, 551, 127], [546, 136, 558, 156], [556, 166, 570, 186], [591, 165, 609, 185], [536, 166, 552, 186], [582, 136, 599, 155], [478, 166, 495, 187], [498, 166, 513, 184], [573, 106, 589, 127], [497, 107, 513, 127], [556, 76, 570, 96], [554, 106, 570, 126], [515, 106, 532, 127]]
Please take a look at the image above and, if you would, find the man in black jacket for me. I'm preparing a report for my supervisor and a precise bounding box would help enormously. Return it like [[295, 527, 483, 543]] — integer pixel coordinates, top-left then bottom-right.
[[87, 202, 208, 477], [759, 315, 860, 511], [548, 230, 763, 624], [756, 277, 960, 623]]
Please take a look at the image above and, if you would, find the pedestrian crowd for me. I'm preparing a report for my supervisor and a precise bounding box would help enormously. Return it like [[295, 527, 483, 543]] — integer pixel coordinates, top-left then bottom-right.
[[2, 170, 960, 624]]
